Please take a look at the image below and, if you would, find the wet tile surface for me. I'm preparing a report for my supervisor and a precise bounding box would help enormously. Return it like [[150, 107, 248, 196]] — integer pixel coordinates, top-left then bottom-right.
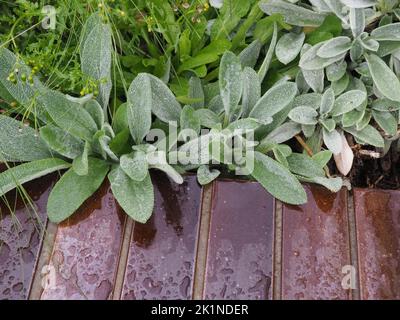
[[204, 180, 274, 300], [354, 189, 400, 300], [40, 182, 125, 300], [0, 174, 56, 300], [281, 186, 351, 300], [121, 174, 202, 300]]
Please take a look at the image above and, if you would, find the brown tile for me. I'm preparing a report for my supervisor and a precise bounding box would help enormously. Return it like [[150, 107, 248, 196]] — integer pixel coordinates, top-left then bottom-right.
[[204, 180, 274, 300], [281, 185, 351, 300], [0, 174, 57, 300], [121, 174, 202, 300], [354, 189, 400, 300], [40, 181, 125, 300]]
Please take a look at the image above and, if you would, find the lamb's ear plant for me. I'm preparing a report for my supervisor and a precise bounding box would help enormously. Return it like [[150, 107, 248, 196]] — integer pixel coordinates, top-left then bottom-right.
[[0, 13, 183, 225]]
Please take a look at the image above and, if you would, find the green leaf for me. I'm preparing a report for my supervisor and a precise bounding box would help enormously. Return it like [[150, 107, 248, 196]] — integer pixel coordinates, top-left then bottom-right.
[[349, 8, 365, 37], [251, 151, 307, 205], [365, 54, 400, 102], [80, 14, 112, 109], [300, 41, 346, 70], [239, 40, 262, 68], [275, 32, 305, 65], [320, 118, 336, 132], [331, 90, 367, 116], [300, 176, 343, 192], [249, 82, 298, 119], [181, 105, 201, 134], [289, 106, 319, 125], [40, 125, 84, 159], [259, 0, 326, 27], [312, 150, 333, 168], [112, 103, 129, 134], [320, 88, 335, 114], [197, 165, 220, 185], [219, 52, 243, 117], [194, 109, 221, 128], [38, 90, 98, 141], [127, 74, 152, 144], [47, 158, 109, 223], [344, 125, 384, 147], [120, 151, 148, 182], [109, 166, 154, 224], [0, 158, 70, 197], [323, 128, 343, 154], [326, 61, 347, 82], [188, 77, 204, 109], [0, 115, 51, 162], [258, 22, 278, 83], [227, 118, 263, 131], [371, 98, 400, 112]]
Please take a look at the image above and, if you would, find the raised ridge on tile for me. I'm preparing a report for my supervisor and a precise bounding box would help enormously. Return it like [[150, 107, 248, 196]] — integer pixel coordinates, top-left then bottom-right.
[[121, 174, 202, 300], [354, 189, 400, 300], [0, 174, 56, 300], [204, 179, 274, 300], [40, 181, 125, 300], [281, 185, 351, 300]]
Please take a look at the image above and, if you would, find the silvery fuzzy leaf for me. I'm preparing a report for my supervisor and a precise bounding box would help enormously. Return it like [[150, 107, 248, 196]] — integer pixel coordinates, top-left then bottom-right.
[[302, 124, 316, 138], [219, 51, 243, 117], [0, 115, 51, 162], [372, 110, 398, 136], [194, 109, 221, 128], [40, 125, 84, 160], [350, 39, 364, 61], [127, 73, 154, 144], [323, 0, 348, 22], [259, 0, 326, 27], [239, 40, 262, 69], [300, 42, 347, 70], [251, 151, 307, 205], [296, 70, 311, 93], [376, 41, 400, 57], [339, 0, 377, 8], [289, 106, 319, 125], [333, 132, 354, 175], [309, 0, 331, 12], [48, 158, 109, 223], [208, 95, 225, 115], [287, 153, 325, 178], [342, 109, 365, 127], [312, 150, 333, 168], [180, 105, 201, 138], [320, 88, 335, 115], [347, 77, 367, 93], [210, 0, 224, 9], [275, 32, 305, 65], [249, 82, 298, 119], [323, 128, 343, 154], [0, 158, 70, 197], [360, 37, 379, 52], [149, 161, 184, 185], [242, 67, 261, 118], [189, 77, 205, 110], [293, 93, 322, 109], [326, 60, 347, 82], [263, 122, 302, 144], [38, 90, 98, 141], [371, 22, 400, 41], [301, 176, 343, 192], [72, 141, 91, 176], [83, 100, 104, 130], [366, 54, 400, 102], [331, 90, 367, 116], [109, 167, 154, 224], [302, 69, 324, 93], [258, 23, 278, 83], [120, 151, 148, 182], [320, 118, 336, 132], [349, 8, 365, 37], [356, 111, 372, 130], [317, 37, 352, 59], [146, 74, 182, 123], [227, 118, 263, 131], [197, 165, 221, 185], [331, 72, 350, 96], [371, 98, 400, 111], [66, 94, 93, 105], [344, 125, 384, 147], [80, 14, 112, 110]]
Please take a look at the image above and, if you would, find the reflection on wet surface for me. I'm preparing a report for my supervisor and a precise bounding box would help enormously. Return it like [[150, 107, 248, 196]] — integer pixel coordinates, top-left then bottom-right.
[[282, 185, 351, 300], [354, 189, 400, 300], [204, 180, 274, 300], [122, 173, 202, 300], [0, 173, 57, 300], [41, 182, 125, 300]]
